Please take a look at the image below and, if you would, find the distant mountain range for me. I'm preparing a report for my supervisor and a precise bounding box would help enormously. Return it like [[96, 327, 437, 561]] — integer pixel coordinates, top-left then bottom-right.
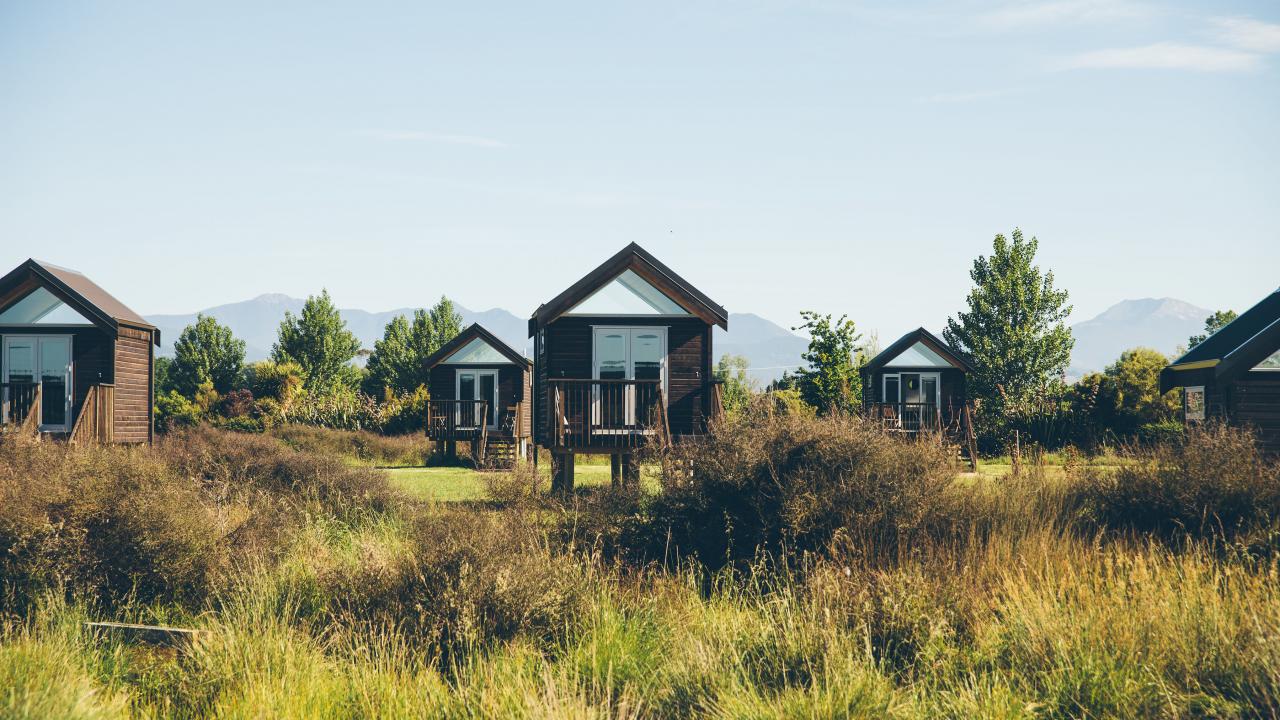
[[1068, 298, 1210, 376], [146, 294, 1217, 386], [147, 296, 808, 384]]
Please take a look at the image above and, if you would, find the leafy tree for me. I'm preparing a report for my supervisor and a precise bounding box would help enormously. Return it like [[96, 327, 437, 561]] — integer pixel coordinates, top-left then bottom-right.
[[169, 314, 246, 397], [714, 354, 756, 415], [363, 315, 418, 397], [1082, 348, 1180, 437], [944, 229, 1073, 413], [153, 356, 174, 396], [272, 289, 362, 392], [362, 297, 464, 398], [1188, 309, 1238, 348], [426, 295, 464, 352], [793, 311, 863, 414]]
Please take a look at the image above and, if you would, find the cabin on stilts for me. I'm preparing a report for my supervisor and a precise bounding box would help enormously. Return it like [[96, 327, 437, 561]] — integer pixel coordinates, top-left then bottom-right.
[[860, 327, 978, 468], [0, 259, 158, 445], [1160, 287, 1280, 455], [423, 323, 532, 468], [529, 243, 728, 493]]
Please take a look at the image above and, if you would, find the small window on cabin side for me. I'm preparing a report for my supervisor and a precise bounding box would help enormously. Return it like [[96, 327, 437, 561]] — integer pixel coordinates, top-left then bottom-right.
[[1255, 349, 1280, 371]]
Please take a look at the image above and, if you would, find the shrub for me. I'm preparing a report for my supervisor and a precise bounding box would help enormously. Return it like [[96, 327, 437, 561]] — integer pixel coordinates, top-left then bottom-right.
[[484, 462, 544, 506], [269, 424, 430, 467], [220, 388, 255, 418], [624, 398, 956, 567], [382, 385, 431, 435], [153, 389, 202, 433], [245, 360, 304, 407], [282, 387, 385, 432], [1079, 423, 1280, 540]]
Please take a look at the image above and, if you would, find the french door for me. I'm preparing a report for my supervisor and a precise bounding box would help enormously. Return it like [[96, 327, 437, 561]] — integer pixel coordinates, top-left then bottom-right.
[[456, 370, 498, 429], [592, 327, 666, 427], [3, 335, 72, 431]]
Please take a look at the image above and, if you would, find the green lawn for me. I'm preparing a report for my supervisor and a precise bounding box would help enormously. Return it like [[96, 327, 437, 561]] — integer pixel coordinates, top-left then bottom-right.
[[387, 462, 619, 502]]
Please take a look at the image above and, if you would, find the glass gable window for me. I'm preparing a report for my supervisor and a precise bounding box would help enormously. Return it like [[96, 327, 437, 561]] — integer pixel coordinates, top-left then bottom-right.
[[567, 270, 691, 316], [0, 287, 95, 325], [1255, 349, 1280, 371], [441, 337, 512, 364], [884, 342, 952, 368]]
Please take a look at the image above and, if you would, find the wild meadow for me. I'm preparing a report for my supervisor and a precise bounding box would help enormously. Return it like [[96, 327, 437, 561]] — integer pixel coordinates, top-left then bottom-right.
[[2, 407, 1279, 719]]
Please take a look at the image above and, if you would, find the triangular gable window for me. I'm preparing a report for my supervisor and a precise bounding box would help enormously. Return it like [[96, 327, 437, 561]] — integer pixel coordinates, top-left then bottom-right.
[[441, 337, 513, 364], [0, 286, 95, 325], [1255, 349, 1280, 371], [566, 269, 691, 316], [884, 341, 952, 368]]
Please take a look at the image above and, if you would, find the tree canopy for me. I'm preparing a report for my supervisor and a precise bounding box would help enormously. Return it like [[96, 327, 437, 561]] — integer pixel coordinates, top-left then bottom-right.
[[793, 311, 862, 414], [272, 290, 362, 392], [944, 229, 1073, 411], [714, 354, 756, 415], [1188, 309, 1238, 349], [363, 297, 466, 397], [170, 314, 246, 397]]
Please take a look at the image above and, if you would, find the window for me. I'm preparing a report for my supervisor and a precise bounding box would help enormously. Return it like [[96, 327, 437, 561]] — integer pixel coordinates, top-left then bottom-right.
[[568, 270, 690, 316], [441, 337, 511, 364], [0, 287, 94, 325], [1254, 349, 1280, 371], [883, 376, 900, 403]]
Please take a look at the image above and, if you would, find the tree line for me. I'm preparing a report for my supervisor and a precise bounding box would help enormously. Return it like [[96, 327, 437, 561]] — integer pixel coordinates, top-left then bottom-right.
[[715, 228, 1235, 452], [154, 292, 465, 433]]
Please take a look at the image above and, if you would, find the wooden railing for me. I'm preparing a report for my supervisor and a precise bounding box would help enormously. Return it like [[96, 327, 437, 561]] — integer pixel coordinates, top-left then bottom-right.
[[547, 379, 669, 450], [426, 400, 490, 441], [709, 380, 725, 425], [865, 402, 951, 433], [2, 381, 41, 434], [70, 384, 114, 445]]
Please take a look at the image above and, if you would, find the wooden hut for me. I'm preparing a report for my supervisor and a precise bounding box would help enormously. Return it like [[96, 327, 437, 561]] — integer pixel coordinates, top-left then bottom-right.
[[0, 258, 158, 444], [528, 243, 728, 490], [1160, 288, 1280, 454], [860, 327, 977, 465], [423, 323, 532, 466]]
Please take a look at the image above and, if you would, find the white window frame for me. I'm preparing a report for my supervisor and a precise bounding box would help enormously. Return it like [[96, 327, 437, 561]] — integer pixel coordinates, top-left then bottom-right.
[[455, 369, 499, 430], [2, 334, 74, 432], [591, 326, 668, 426], [881, 372, 941, 406]]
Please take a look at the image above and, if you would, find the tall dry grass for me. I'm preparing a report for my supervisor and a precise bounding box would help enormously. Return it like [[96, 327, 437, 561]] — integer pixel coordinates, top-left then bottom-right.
[[2, 419, 1279, 717]]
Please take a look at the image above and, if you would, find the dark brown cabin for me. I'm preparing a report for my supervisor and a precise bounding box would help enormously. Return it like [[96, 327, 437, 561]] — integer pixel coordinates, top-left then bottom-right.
[[528, 243, 728, 488], [860, 327, 974, 435], [1160, 288, 1280, 454], [0, 259, 159, 444], [423, 323, 532, 466]]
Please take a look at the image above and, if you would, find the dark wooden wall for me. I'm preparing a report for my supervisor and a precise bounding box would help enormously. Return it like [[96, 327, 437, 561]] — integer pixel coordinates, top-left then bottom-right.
[[1224, 373, 1280, 454], [429, 363, 531, 436], [113, 325, 153, 444], [534, 316, 712, 441]]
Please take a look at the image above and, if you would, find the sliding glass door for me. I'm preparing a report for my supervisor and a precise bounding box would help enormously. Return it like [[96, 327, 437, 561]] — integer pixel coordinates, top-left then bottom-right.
[[455, 369, 498, 429], [592, 327, 667, 427], [3, 335, 72, 431]]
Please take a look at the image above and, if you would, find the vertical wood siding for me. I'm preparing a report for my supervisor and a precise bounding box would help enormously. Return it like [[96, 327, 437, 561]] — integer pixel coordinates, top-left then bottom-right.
[[113, 327, 153, 444]]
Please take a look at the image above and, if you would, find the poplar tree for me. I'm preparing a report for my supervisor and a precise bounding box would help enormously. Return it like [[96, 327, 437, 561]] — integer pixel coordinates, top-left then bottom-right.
[[272, 290, 361, 392]]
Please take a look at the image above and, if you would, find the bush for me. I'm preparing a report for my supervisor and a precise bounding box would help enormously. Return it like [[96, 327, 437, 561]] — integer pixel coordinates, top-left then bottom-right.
[[244, 360, 304, 407], [1079, 423, 1280, 540], [0, 426, 402, 611], [623, 398, 956, 567], [484, 462, 544, 506], [269, 424, 430, 467], [282, 387, 385, 432], [382, 385, 430, 435], [154, 389, 202, 433]]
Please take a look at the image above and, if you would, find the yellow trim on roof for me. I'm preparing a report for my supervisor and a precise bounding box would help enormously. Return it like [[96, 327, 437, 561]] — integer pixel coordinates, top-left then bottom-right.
[[1168, 359, 1220, 371]]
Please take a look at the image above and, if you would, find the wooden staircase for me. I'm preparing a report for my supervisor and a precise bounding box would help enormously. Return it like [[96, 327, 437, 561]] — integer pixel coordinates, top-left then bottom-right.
[[479, 433, 520, 469]]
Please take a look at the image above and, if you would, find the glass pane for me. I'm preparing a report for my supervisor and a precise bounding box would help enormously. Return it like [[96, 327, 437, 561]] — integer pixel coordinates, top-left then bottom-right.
[[1255, 349, 1280, 371], [568, 270, 691, 315], [480, 374, 497, 426], [631, 332, 662, 381], [922, 378, 938, 406], [883, 378, 899, 403], [6, 341, 35, 383], [39, 337, 69, 427], [0, 287, 94, 325], [902, 374, 922, 403], [596, 332, 627, 380], [442, 338, 511, 364], [458, 374, 476, 425]]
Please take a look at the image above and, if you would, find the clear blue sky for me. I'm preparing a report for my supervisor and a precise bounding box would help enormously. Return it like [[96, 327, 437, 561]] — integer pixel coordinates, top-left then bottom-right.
[[2, 1, 1277, 341]]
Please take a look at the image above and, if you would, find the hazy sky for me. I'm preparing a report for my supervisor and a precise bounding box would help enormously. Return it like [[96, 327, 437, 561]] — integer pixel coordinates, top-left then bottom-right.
[[2, 1, 1277, 341]]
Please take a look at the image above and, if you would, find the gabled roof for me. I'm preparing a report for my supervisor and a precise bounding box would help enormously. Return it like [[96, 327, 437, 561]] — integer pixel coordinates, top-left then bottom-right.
[[423, 323, 531, 370], [860, 328, 974, 376], [1160, 287, 1280, 392], [528, 243, 728, 336], [0, 258, 159, 344]]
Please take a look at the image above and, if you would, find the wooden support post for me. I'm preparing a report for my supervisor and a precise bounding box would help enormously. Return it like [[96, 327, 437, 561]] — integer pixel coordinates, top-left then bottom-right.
[[551, 452, 575, 497], [621, 453, 639, 486], [610, 454, 622, 487], [446, 440, 457, 461]]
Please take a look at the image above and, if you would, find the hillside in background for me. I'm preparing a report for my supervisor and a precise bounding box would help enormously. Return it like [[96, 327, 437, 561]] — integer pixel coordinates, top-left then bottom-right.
[[1068, 298, 1211, 376], [147, 297, 808, 384]]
